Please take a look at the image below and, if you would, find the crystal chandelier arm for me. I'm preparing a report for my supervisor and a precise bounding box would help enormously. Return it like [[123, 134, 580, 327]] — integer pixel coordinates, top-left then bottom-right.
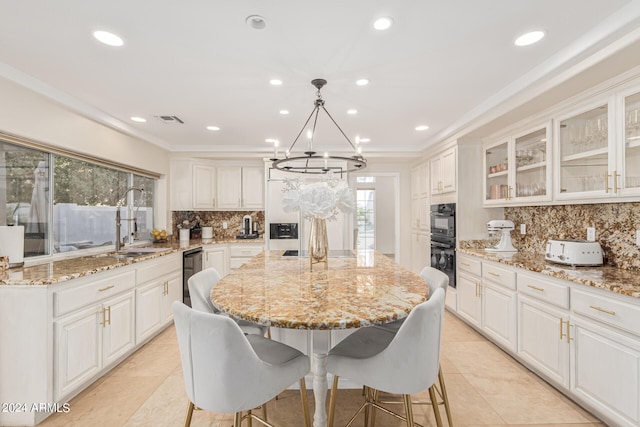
[[286, 105, 320, 155], [320, 105, 356, 150]]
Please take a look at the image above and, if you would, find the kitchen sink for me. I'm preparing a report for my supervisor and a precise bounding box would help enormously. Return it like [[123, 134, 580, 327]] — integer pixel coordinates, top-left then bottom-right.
[[95, 247, 170, 259]]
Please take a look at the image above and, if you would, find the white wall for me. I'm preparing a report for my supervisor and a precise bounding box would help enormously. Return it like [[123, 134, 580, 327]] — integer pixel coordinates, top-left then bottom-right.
[[373, 176, 395, 255]]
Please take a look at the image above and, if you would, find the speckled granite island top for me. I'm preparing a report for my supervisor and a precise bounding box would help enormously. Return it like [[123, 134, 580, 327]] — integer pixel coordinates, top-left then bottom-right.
[[0, 238, 264, 286], [210, 250, 429, 330], [458, 248, 640, 299]]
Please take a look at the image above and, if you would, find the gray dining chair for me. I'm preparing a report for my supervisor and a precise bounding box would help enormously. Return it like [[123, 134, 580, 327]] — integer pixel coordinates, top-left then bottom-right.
[[327, 288, 447, 427], [188, 267, 269, 336], [173, 301, 311, 427]]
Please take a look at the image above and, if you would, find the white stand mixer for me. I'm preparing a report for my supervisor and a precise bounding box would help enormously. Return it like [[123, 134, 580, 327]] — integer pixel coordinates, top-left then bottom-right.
[[485, 220, 517, 252]]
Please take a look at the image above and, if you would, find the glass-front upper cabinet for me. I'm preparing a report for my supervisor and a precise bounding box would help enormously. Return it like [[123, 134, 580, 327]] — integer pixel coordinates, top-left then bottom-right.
[[556, 99, 611, 200], [622, 89, 640, 196], [484, 122, 551, 205]]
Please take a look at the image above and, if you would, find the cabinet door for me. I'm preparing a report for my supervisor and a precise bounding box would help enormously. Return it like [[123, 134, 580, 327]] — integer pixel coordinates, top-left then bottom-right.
[[456, 272, 481, 328], [517, 295, 569, 387], [484, 140, 510, 203], [481, 281, 516, 352], [242, 166, 264, 209], [135, 282, 163, 343], [54, 305, 102, 400], [192, 163, 216, 209], [513, 124, 551, 202], [440, 147, 456, 193], [162, 274, 183, 323], [571, 317, 640, 427], [430, 156, 442, 194], [102, 291, 135, 366], [170, 159, 193, 210], [216, 167, 242, 209], [620, 88, 640, 197], [204, 246, 228, 277], [418, 196, 429, 230]]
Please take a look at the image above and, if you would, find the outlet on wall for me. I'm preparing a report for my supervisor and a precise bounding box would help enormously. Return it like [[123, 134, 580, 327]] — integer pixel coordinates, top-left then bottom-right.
[[587, 227, 596, 241], [223, 221, 228, 229], [636, 230, 640, 246], [520, 224, 527, 235]]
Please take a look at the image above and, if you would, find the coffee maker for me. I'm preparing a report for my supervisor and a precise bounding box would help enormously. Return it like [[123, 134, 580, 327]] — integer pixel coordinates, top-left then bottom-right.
[[243, 215, 252, 236]]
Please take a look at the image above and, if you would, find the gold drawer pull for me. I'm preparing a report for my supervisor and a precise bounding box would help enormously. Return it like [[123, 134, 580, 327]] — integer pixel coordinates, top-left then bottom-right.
[[528, 285, 545, 292], [98, 285, 115, 292], [461, 262, 470, 267], [590, 305, 615, 316], [488, 272, 500, 277]]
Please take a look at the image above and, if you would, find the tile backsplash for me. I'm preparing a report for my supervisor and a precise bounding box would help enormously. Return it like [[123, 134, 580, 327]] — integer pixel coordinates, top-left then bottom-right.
[[171, 211, 265, 240], [504, 203, 640, 270]]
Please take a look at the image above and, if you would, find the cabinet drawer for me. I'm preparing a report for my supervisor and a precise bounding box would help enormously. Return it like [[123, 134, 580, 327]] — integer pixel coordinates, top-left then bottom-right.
[[482, 263, 516, 290], [137, 253, 181, 284], [229, 245, 263, 258], [573, 288, 640, 336], [517, 273, 569, 309], [458, 256, 481, 276], [54, 270, 136, 317], [230, 257, 251, 270]]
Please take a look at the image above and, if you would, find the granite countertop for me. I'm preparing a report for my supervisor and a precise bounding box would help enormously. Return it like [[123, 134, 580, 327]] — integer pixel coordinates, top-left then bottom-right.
[[458, 248, 640, 299], [210, 250, 429, 330], [0, 237, 265, 286]]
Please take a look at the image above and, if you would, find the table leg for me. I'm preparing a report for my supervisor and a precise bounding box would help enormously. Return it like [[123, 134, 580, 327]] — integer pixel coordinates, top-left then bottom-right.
[[312, 330, 330, 427]]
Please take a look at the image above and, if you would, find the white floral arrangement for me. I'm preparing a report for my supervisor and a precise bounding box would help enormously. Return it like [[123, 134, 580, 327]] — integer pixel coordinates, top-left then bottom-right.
[[282, 172, 355, 220]]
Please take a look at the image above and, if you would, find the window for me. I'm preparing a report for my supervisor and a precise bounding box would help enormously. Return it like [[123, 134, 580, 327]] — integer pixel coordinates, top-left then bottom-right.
[[356, 188, 375, 250], [1, 138, 155, 259]]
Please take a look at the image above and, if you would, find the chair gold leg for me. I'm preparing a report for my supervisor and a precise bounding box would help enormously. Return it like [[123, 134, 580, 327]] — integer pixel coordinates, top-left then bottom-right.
[[328, 375, 339, 427], [300, 378, 312, 427], [233, 412, 242, 427], [438, 367, 454, 427], [402, 394, 414, 427], [262, 402, 268, 423], [267, 326, 271, 339], [364, 387, 370, 427], [370, 389, 379, 427], [184, 401, 195, 427], [247, 409, 252, 427], [429, 386, 444, 427]]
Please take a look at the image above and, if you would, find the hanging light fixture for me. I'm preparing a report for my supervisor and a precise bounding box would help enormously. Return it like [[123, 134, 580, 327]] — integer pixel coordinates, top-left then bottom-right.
[[271, 79, 367, 174]]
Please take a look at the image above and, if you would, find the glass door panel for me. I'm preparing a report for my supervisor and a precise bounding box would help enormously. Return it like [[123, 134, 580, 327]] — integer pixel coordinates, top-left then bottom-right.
[[559, 104, 609, 195], [625, 92, 640, 190], [515, 128, 547, 198], [485, 141, 509, 201]]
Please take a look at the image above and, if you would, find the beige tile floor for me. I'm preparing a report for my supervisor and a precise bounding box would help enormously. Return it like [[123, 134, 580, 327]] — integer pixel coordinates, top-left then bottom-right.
[[37, 311, 606, 427]]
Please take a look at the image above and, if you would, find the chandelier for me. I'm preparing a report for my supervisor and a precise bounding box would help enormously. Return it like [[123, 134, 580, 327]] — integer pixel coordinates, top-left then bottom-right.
[[271, 79, 367, 174]]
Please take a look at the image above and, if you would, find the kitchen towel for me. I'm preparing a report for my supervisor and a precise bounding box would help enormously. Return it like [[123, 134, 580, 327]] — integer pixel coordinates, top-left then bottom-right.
[[0, 225, 25, 267]]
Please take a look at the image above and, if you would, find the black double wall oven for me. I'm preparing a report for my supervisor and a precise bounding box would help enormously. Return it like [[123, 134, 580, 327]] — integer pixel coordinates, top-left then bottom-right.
[[430, 203, 456, 288]]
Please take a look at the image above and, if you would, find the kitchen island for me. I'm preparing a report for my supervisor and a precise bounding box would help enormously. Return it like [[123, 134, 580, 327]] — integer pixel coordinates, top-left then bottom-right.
[[211, 250, 429, 427]]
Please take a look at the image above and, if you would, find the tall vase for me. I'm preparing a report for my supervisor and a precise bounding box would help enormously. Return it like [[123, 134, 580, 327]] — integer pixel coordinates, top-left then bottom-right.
[[308, 217, 328, 271]]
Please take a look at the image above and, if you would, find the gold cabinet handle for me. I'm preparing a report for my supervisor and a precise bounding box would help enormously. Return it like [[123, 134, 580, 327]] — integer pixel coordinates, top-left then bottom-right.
[[461, 262, 470, 267], [98, 285, 115, 292], [559, 318, 573, 343], [101, 306, 111, 327], [605, 172, 611, 193], [566, 321, 573, 343], [589, 305, 615, 316], [559, 318, 564, 341], [614, 170, 620, 193], [488, 271, 500, 277], [507, 186, 512, 200], [475, 282, 481, 297], [527, 285, 545, 292]]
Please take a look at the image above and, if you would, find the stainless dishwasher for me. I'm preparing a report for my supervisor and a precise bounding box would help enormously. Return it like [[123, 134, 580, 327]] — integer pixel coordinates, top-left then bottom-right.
[[182, 247, 203, 307]]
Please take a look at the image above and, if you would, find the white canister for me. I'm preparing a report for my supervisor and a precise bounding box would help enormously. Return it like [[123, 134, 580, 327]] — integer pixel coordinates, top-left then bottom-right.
[[0, 225, 25, 267], [179, 228, 190, 241], [202, 226, 213, 239]]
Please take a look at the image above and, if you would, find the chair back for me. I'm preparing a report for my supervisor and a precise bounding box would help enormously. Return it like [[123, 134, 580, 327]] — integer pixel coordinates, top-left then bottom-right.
[[188, 267, 222, 313], [376, 287, 446, 394], [419, 266, 449, 296], [173, 301, 276, 413]]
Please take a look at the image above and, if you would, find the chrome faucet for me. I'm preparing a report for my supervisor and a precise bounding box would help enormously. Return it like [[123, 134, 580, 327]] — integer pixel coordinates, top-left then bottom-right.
[[115, 186, 144, 252]]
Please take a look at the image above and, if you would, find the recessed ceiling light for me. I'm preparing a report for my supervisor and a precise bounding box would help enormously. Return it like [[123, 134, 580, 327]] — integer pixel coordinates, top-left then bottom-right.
[[347, 109, 358, 115], [514, 30, 545, 46], [265, 138, 278, 143], [359, 138, 370, 143], [93, 30, 124, 47], [246, 15, 267, 30], [373, 17, 393, 31], [356, 79, 369, 86], [270, 79, 282, 86], [206, 126, 220, 131], [130, 116, 146, 123], [279, 110, 289, 115], [415, 125, 429, 131]]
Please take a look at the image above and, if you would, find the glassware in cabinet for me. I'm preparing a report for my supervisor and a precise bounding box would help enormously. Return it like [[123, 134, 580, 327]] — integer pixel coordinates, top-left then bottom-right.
[[624, 91, 640, 191], [514, 127, 548, 198], [485, 141, 509, 201]]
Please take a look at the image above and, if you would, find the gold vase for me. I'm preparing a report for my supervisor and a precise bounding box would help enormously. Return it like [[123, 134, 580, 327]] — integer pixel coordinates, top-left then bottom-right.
[[308, 217, 328, 271]]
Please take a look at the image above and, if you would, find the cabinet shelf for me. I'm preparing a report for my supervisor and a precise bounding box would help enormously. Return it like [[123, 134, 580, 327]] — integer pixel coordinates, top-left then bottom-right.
[[516, 161, 546, 172], [487, 170, 508, 179], [561, 146, 608, 162]]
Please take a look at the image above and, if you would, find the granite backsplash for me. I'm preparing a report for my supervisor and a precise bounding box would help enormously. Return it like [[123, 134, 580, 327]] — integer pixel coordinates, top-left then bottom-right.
[[501, 203, 640, 270], [172, 211, 265, 240]]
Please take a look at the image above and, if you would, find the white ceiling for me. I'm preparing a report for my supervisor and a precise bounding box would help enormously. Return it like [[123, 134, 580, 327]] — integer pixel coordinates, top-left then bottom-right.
[[1, 1, 640, 157]]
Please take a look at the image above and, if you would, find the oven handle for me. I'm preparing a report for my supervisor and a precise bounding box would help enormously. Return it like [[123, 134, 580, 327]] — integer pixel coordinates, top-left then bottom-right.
[[431, 241, 454, 249]]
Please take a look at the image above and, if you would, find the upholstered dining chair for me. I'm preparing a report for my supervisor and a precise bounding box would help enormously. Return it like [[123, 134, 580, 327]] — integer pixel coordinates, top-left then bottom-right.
[[327, 288, 446, 427], [188, 267, 269, 336], [172, 301, 312, 427], [372, 266, 453, 426]]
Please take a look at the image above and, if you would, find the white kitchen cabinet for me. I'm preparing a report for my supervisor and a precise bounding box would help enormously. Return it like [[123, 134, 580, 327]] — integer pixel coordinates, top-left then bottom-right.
[[411, 162, 429, 197], [192, 162, 217, 209], [54, 290, 135, 400], [484, 122, 552, 206], [229, 244, 263, 270], [430, 146, 456, 195], [203, 244, 229, 277], [481, 262, 517, 352], [242, 166, 265, 209], [169, 158, 193, 210], [410, 231, 429, 274], [456, 272, 482, 328], [216, 166, 242, 208], [617, 85, 640, 198]]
